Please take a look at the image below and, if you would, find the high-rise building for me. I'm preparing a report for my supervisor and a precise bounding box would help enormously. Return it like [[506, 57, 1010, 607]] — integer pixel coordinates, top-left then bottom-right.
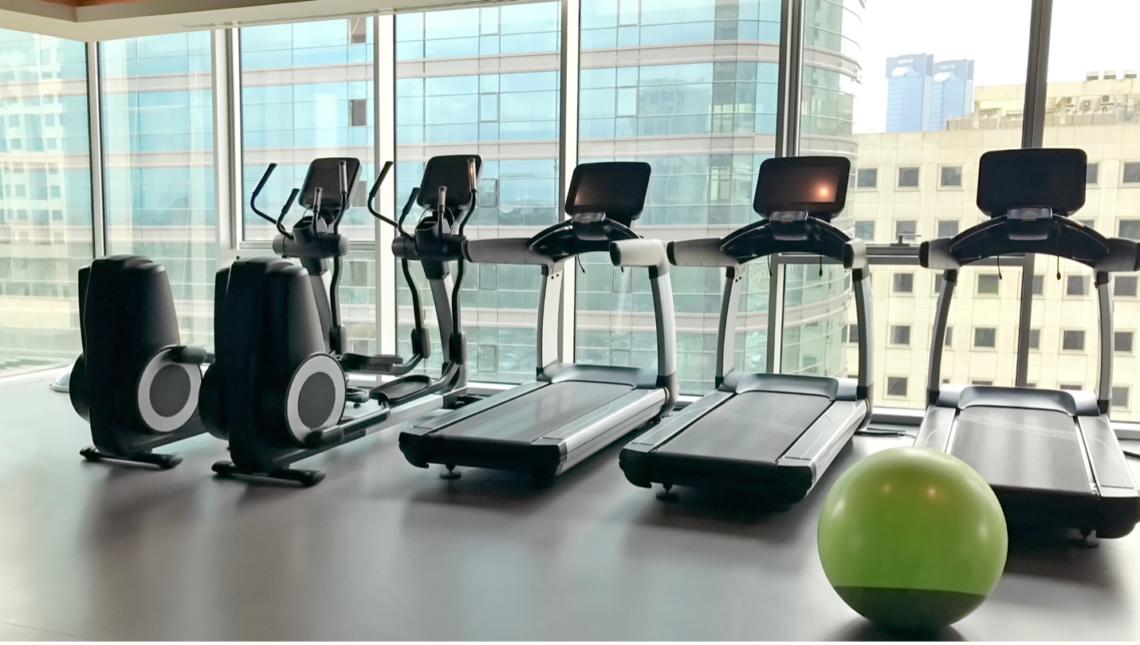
[[929, 59, 974, 131], [885, 53, 974, 132], [885, 53, 933, 132]]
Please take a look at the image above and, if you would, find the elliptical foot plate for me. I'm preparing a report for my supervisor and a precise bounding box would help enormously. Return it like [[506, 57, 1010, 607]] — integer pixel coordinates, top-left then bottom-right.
[[212, 461, 326, 487], [80, 446, 182, 469]]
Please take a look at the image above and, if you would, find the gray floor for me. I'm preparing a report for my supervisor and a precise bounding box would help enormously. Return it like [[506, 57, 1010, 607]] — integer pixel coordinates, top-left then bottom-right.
[[3, 376, 1140, 641]]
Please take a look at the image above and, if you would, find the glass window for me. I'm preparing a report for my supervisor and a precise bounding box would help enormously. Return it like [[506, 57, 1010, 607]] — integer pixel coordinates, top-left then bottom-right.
[[939, 165, 961, 187], [1028, 328, 1040, 350], [1062, 330, 1085, 351], [1087, 162, 1099, 185], [1066, 275, 1088, 296], [833, 1, 1031, 409], [977, 274, 1000, 295], [1115, 276, 1137, 297], [1112, 386, 1130, 409], [0, 29, 92, 375], [886, 376, 908, 397], [937, 220, 959, 238], [349, 98, 367, 126], [238, 19, 378, 354], [1124, 162, 1140, 184], [971, 380, 993, 386], [1059, 384, 1083, 391], [854, 220, 875, 241], [101, 33, 215, 348], [398, 5, 559, 384], [580, 0, 801, 392], [1119, 220, 1140, 240], [974, 327, 996, 349], [1032, 274, 1044, 296], [897, 166, 919, 188], [240, 19, 376, 244], [1115, 331, 1133, 353], [856, 168, 877, 188], [892, 273, 913, 294], [848, 323, 859, 343], [944, 326, 953, 347], [889, 325, 910, 346]]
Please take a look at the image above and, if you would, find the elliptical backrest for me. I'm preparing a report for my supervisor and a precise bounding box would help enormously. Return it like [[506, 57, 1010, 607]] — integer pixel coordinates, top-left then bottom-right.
[[418, 155, 483, 220], [977, 148, 1086, 217], [565, 161, 651, 227], [753, 156, 850, 222], [299, 157, 362, 223]]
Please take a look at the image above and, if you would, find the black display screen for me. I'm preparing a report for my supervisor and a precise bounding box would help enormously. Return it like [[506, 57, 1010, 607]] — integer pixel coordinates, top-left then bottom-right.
[[977, 148, 1086, 217], [566, 161, 652, 225], [753, 156, 849, 216]]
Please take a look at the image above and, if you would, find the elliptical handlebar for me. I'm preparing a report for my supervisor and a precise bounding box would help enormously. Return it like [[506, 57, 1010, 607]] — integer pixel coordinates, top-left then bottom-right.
[[251, 163, 297, 240], [365, 161, 403, 233]]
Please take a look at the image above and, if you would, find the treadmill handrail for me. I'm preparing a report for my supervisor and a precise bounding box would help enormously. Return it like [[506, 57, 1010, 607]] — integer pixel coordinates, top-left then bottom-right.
[[921, 216, 1140, 273], [611, 239, 678, 397], [716, 217, 869, 270], [666, 222, 872, 397], [463, 237, 554, 267]]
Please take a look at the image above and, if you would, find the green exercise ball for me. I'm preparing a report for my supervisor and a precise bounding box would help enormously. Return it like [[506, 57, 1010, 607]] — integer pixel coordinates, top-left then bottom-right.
[[817, 446, 1008, 632]]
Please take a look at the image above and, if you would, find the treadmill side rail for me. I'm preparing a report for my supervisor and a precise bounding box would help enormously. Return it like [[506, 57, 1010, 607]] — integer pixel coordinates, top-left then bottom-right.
[[536, 389, 668, 475], [914, 405, 956, 452], [1078, 416, 1140, 491]]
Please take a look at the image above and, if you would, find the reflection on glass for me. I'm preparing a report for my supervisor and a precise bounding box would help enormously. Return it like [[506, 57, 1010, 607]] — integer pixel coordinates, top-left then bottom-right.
[[101, 32, 215, 348], [395, 4, 560, 384], [0, 29, 92, 376], [578, 0, 853, 394]]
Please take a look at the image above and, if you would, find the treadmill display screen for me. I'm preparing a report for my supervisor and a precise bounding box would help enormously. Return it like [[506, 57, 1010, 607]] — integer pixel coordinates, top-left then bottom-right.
[[566, 161, 652, 225], [977, 148, 1086, 217], [753, 156, 849, 216]]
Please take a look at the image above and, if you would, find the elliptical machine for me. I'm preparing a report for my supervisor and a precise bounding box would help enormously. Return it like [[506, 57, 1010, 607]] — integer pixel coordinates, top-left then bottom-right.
[[201, 155, 480, 486], [70, 256, 211, 469]]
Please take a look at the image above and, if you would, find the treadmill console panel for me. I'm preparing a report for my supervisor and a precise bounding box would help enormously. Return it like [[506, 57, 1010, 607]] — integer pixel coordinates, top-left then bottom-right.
[[754, 156, 849, 220]]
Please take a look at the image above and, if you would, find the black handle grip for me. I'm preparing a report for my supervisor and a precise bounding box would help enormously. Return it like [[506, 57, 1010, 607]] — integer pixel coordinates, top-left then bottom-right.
[[253, 163, 276, 199], [370, 161, 394, 202], [338, 160, 349, 197], [282, 188, 300, 215]]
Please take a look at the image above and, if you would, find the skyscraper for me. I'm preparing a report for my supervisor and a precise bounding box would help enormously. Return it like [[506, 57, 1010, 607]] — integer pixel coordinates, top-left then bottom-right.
[[885, 53, 934, 132], [929, 59, 975, 131], [885, 54, 975, 132]]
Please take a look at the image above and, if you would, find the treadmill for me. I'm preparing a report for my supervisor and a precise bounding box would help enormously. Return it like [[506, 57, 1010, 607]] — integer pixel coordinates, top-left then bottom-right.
[[619, 156, 873, 504], [916, 147, 1140, 539], [398, 162, 679, 486]]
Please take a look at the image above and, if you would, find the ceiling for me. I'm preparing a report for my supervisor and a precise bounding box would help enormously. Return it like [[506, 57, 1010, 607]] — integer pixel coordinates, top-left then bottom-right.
[[0, 0, 504, 41]]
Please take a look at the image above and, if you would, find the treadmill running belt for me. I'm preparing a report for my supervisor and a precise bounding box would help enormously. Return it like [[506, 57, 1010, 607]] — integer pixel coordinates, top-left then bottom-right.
[[435, 381, 635, 444], [655, 391, 832, 464], [953, 406, 1093, 495]]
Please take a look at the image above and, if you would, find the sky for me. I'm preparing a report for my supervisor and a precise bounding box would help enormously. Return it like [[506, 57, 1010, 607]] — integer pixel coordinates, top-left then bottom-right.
[[853, 0, 1140, 133]]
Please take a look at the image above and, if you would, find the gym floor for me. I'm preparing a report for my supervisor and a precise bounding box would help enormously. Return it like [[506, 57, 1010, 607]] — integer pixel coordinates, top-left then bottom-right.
[[2, 375, 1140, 641]]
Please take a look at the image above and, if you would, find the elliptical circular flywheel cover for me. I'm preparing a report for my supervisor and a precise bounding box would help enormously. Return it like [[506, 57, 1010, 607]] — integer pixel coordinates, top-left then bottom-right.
[[135, 347, 202, 433], [284, 354, 346, 444]]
